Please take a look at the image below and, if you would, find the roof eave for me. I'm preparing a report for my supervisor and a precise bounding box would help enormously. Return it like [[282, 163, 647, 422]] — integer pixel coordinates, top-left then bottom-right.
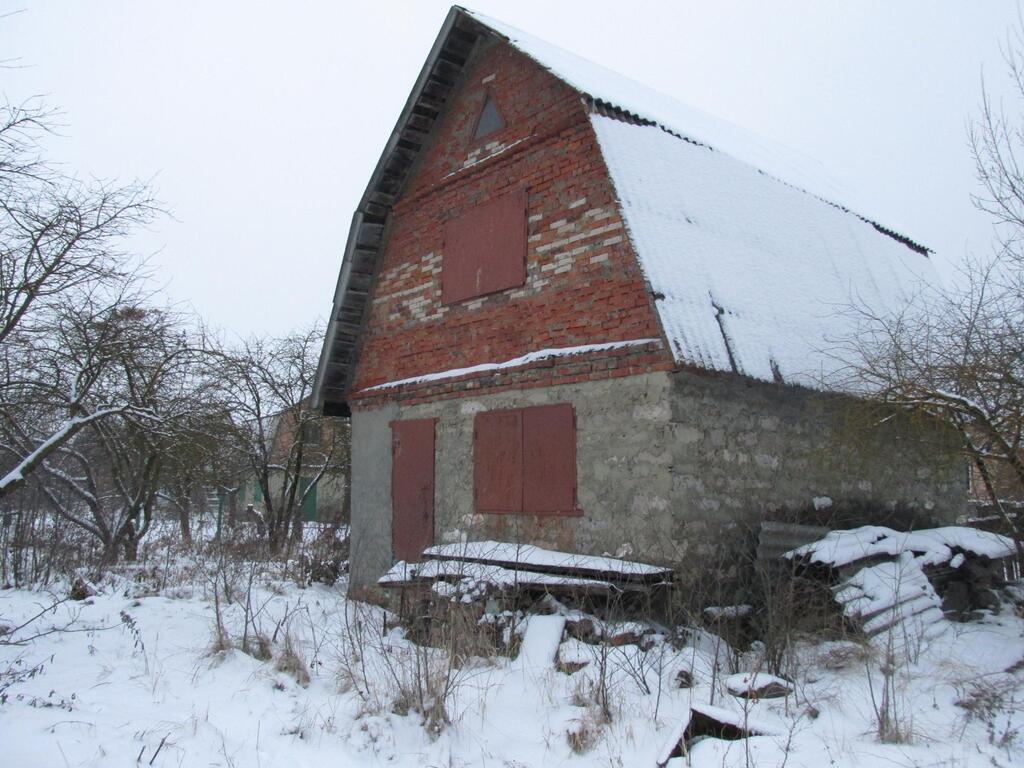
[[313, 6, 486, 413]]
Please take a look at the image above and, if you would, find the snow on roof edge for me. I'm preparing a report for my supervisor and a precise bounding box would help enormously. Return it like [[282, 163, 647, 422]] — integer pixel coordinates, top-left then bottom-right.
[[462, 7, 930, 256]]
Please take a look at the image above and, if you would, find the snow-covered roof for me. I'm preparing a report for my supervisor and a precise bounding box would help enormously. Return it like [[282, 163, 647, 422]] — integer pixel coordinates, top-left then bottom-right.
[[593, 116, 934, 385], [467, 8, 937, 388]]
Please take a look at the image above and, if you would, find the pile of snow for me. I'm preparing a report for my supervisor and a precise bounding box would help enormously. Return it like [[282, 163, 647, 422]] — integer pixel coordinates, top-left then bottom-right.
[[833, 552, 945, 638], [787, 525, 1017, 569], [2, 568, 1023, 767]]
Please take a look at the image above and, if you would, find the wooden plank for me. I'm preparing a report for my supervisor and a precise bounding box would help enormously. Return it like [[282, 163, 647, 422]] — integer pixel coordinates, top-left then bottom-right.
[[760, 521, 830, 536], [378, 559, 636, 597], [423, 541, 673, 584], [442, 187, 526, 303], [756, 521, 829, 566]]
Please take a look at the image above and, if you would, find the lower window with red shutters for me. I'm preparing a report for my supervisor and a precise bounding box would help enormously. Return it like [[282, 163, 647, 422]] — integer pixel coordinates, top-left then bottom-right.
[[473, 403, 578, 515]]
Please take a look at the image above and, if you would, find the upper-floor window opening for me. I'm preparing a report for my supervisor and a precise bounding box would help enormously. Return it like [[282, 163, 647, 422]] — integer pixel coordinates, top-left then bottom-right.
[[473, 93, 504, 142]]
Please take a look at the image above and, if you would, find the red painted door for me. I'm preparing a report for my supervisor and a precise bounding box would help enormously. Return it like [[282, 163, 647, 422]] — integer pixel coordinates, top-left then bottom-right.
[[391, 419, 436, 562]]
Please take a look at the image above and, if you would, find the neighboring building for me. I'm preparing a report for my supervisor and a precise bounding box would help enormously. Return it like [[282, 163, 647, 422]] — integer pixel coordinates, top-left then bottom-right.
[[240, 402, 349, 526], [314, 7, 964, 595], [967, 450, 1024, 507]]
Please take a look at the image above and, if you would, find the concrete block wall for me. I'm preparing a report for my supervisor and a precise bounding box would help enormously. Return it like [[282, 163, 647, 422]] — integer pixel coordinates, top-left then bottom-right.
[[662, 370, 964, 566], [655, 369, 966, 595], [349, 372, 673, 593]]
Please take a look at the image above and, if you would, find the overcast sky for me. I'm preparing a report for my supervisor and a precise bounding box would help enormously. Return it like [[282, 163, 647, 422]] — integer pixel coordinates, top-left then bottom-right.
[[3, 1, 1020, 336]]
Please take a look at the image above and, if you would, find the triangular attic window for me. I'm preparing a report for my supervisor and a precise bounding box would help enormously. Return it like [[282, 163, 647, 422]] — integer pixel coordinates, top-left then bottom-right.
[[473, 94, 504, 141]]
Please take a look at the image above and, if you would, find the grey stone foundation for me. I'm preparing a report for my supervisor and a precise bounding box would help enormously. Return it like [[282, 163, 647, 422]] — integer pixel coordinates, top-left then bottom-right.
[[348, 370, 965, 595]]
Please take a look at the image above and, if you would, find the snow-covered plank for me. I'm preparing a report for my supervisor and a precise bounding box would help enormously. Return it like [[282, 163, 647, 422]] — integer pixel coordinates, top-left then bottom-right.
[[422, 540, 672, 582], [831, 553, 945, 641], [655, 713, 692, 768], [725, 672, 793, 699], [378, 558, 616, 593], [514, 614, 566, 669], [687, 703, 781, 738], [788, 525, 1017, 569]]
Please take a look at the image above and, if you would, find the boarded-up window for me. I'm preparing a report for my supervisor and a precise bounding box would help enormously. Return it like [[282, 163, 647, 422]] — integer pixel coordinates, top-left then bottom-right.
[[442, 188, 526, 304], [300, 420, 322, 446], [391, 419, 436, 562], [523, 404, 576, 514], [473, 403, 577, 516], [473, 409, 523, 513]]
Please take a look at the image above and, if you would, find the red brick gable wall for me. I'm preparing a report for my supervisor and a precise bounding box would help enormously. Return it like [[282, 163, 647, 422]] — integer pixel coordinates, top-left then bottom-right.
[[349, 40, 672, 407]]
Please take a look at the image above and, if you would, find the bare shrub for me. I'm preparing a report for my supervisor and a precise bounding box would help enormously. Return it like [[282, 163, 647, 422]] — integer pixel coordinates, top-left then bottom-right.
[[335, 596, 468, 738], [566, 708, 605, 754], [956, 676, 1024, 751], [866, 624, 913, 743], [195, 538, 280, 659], [275, 631, 311, 687]]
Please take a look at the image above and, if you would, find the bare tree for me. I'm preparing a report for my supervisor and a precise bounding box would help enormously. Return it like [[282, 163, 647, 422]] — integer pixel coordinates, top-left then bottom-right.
[[5, 305, 217, 564], [0, 282, 153, 498], [837, 26, 1024, 564], [157, 404, 239, 548], [0, 98, 159, 496], [215, 322, 349, 553], [0, 99, 156, 344]]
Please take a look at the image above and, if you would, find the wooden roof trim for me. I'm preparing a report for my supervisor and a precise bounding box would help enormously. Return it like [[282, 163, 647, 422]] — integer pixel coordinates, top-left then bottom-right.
[[314, 7, 487, 414]]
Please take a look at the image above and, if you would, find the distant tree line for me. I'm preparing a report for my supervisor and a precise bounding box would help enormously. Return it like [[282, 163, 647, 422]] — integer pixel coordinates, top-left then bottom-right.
[[0, 99, 348, 580]]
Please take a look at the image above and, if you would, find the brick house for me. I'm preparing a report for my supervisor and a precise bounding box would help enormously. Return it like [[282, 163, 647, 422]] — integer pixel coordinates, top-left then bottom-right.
[[314, 7, 964, 594]]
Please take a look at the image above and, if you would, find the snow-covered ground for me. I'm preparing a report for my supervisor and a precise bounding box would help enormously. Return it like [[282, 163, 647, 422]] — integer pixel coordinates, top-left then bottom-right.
[[1, 568, 1022, 767]]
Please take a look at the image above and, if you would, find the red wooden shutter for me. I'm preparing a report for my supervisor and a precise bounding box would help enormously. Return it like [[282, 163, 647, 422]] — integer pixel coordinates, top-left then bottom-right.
[[442, 188, 526, 304], [523, 404, 576, 515], [473, 409, 523, 513], [391, 419, 436, 562]]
